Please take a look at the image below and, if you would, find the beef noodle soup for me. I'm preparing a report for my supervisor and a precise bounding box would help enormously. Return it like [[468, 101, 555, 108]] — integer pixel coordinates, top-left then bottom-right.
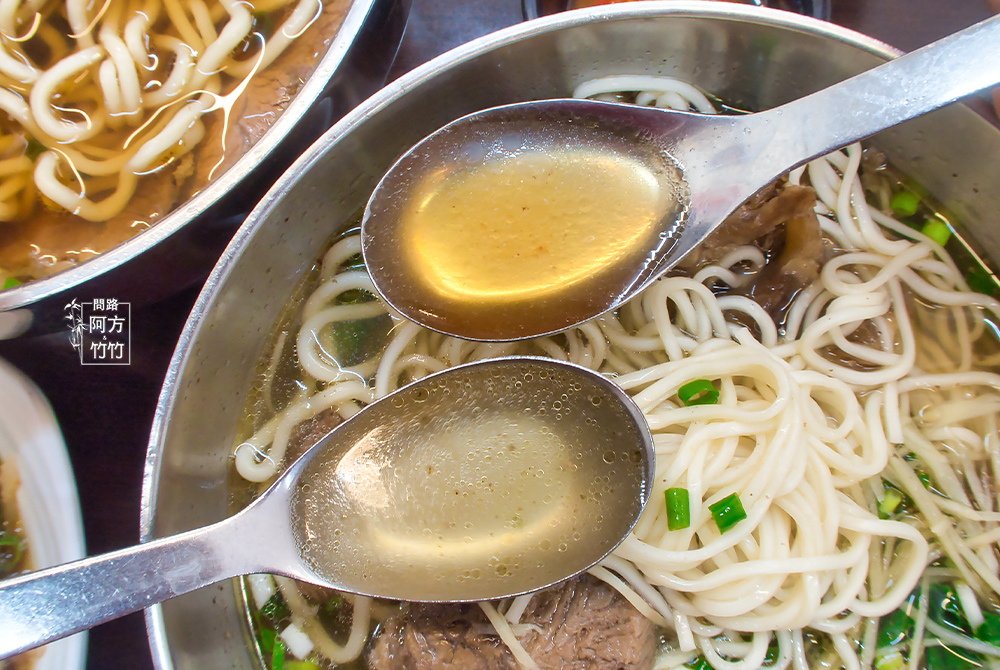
[[0, 0, 350, 287], [228, 76, 1000, 670]]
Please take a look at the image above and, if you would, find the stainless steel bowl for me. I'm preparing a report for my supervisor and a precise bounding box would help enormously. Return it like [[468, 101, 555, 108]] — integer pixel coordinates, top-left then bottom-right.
[[523, 0, 831, 22], [0, 0, 409, 337], [141, 4, 1000, 669]]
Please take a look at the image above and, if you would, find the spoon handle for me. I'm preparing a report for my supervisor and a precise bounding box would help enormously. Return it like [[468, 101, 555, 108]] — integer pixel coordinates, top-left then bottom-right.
[[759, 13, 1000, 171], [0, 511, 256, 660]]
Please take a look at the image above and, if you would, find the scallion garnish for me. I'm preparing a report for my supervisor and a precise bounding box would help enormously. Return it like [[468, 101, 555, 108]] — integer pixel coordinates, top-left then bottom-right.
[[874, 649, 905, 670], [261, 593, 291, 622], [678, 379, 719, 406], [0, 534, 24, 573], [921, 218, 952, 247], [877, 600, 915, 647], [967, 266, 999, 297], [252, 11, 275, 38], [976, 611, 1000, 645], [665, 488, 691, 530], [683, 655, 711, 670], [878, 489, 903, 519], [918, 471, 933, 489], [890, 190, 920, 218], [24, 137, 45, 161], [1, 277, 20, 290], [258, 628, 277, 653], [709, 492, 746, 533], [271, 635, 286, 670], [285, 662, 321, 670]]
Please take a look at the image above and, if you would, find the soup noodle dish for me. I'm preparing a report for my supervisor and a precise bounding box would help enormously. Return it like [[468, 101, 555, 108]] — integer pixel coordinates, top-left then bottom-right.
[[141, 5, 1000, 670], [0, 0, 404, 333]]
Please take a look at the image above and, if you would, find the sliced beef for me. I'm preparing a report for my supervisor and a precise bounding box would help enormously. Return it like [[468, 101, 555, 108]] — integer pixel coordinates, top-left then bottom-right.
[[368, 601, 510, 670], [368, 575, 655, 670], [680, 181, 826, 318], [286, 406, 344, 464], [744, 204, 826, 315], [517, 574, 656, 670]]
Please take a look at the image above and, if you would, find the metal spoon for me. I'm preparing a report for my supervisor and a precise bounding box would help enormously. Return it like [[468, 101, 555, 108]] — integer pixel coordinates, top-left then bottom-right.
[[0, 356, 653, 660], [362, 14, 1000, 342]]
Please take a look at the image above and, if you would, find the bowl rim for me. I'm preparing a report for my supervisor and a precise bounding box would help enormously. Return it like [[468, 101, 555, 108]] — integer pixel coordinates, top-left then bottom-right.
[[521, 0, 833, 22], [147, 0, 904, 433], [141, 2, 905, 667], [0, 0, 387, 313]]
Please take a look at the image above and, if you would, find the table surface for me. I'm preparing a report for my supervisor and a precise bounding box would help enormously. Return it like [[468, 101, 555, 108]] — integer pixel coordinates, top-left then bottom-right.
[[0, 1, 995, 668]]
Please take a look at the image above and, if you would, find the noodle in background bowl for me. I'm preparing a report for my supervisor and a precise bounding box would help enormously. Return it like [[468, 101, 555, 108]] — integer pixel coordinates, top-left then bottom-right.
[[0, 0, 409, 338], [142, 4, 1000, 670]]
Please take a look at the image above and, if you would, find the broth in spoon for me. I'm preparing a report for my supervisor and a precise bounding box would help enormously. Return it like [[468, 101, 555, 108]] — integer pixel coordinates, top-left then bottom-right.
[[0, 356, 653, 659], [362, 14, 1000, 341]]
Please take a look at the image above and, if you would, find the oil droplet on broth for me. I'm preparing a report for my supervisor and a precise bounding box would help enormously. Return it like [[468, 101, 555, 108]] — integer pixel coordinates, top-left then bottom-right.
[[291, 368, 646, 601]]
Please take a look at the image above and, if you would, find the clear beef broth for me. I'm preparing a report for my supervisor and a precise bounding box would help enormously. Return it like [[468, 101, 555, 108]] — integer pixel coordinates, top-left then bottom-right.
[[0, 0, 351, 286], [228, 94, 1000, 670]]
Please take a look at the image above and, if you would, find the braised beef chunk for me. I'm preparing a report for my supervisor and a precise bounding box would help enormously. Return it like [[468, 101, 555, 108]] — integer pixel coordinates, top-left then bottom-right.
[[692, 182, 818, 266], [517, 574, 655, 670], [680, 181, 826, 318], [745, 205, 825, 315], [368, 602, 510, 670], [287, 406, 344, 463], [368, 576, 655, 670]]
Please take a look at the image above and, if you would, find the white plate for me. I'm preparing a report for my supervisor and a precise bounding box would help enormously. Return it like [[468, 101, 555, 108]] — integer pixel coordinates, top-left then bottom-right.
[[0, 357, 87, 670]]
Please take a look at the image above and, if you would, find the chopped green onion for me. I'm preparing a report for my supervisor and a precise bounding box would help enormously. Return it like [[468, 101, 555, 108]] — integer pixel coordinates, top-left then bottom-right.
[[709, 493, 746, 533], [890, 190, 921, 218], [665, 488, 691, 531], [966, 266, 999, 297], [878, 489, 903, 519], [341, 252, 365, 271], [252, 11, 275, 37], [921, 218, 952, 247], [923, 644, 982, 669], [877, 600, 915, 647], [271, 635, 286, 670], [284, 663, 320, 670], [678, 379, 719, 406], [261, 593, 291, 622], [683, 655, 711, 670], [0, 534, 24, 573], [335, 288, 375, 305], [1, 276, 20, 290], [329, 314, 393, 367], [24, 137, 45, 161], [763, 639, 781, 665], [258, 628, 277, 654], [928, 581, 970, 633], [976, 611, 1000, 645], [918, 471, 932, 490], [874, 649, 905, 670]]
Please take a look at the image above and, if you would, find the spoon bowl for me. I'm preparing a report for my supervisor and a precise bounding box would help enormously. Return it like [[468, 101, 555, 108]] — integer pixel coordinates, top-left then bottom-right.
[[0, 356, 653, 660], [362, 13, 1000, 342]]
